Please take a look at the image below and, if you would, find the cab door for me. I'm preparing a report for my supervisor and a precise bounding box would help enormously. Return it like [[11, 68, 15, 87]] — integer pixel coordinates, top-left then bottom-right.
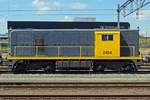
[[95, 31, 120, 58]]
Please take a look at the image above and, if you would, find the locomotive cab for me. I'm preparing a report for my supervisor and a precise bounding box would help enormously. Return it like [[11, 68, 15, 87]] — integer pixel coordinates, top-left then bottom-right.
[[93, 30, 141, 72], [95, 31, 120, 58]]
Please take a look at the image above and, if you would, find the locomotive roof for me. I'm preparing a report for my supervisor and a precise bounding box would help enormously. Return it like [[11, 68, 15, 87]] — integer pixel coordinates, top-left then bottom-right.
[[8, 21, 130, 29], [9, 29, 138, 32]]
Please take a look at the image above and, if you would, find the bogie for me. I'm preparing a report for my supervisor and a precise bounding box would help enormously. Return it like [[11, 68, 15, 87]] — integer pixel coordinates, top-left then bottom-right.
[[93, 60, 137, 72], [12, 60, 56, 73]]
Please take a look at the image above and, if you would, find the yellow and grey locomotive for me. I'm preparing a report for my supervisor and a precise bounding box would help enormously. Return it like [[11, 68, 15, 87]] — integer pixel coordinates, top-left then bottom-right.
[[7, 21, 141, 73]]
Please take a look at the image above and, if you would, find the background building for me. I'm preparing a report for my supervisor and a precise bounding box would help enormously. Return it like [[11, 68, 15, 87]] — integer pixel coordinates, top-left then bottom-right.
[[0, 35, 8, 53], [74, 17, 96, 22]]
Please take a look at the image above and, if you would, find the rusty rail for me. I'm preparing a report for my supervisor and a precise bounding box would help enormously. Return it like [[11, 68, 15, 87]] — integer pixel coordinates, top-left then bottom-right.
[[0, 83, 150, 96]]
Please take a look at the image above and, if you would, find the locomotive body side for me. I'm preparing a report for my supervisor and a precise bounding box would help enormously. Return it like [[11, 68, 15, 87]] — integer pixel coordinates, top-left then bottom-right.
[[7, 29, 141, 72]]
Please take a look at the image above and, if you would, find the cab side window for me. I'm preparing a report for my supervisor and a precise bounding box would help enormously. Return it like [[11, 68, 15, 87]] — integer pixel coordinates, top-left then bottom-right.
[[102, 34, 113, 41]]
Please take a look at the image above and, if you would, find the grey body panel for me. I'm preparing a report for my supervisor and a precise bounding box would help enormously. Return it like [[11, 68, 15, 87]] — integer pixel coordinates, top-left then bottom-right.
[[9, 29, 139, 58], [38, 47, 58, 57], [120, 30, 139, 56], [10, 30, 94, 57], [60, 47, 80, 57], [16, 47, 35, 56]]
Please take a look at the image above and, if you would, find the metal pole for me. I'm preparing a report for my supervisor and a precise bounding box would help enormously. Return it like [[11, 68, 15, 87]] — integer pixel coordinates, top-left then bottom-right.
[[146, 27, 148, 48], [117, 4, 120, 29]]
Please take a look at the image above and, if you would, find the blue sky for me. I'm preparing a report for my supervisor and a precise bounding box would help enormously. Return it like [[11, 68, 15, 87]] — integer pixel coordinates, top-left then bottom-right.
[[0, 0, 150, 36]]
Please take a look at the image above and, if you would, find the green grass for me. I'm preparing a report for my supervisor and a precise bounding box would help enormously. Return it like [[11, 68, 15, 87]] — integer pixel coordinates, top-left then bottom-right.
[[140, 36, 150, 48]]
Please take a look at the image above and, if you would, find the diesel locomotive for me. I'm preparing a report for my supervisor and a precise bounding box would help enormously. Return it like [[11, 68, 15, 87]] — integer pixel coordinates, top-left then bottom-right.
[[7, 21, 142, 73]]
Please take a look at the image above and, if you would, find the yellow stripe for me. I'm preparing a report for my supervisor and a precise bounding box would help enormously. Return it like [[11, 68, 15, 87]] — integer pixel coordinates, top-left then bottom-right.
[[7, 56, 142, 60]]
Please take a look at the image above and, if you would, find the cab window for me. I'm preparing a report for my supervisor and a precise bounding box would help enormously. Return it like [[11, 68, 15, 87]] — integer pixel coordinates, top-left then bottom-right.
[[102, 34, 113, 41]]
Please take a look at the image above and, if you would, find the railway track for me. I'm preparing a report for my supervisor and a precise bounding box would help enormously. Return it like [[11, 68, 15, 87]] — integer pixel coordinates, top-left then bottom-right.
[[0, 83, 150, 100], [0, 95, 150, 100], [1, 68, 150, 74], [0, 73, 150, 99], [2, 70, 150, 74], [1, 65, 150, 74]]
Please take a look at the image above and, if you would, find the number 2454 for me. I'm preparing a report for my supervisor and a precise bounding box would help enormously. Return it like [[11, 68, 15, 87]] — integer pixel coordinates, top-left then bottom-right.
[[103, 51, 112, 54]]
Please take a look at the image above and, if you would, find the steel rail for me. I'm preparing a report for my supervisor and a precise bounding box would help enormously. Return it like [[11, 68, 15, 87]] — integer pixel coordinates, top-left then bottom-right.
[[0, 83, 150, 98], [1, 65, 150, 74], [0, 95, 150, 100]]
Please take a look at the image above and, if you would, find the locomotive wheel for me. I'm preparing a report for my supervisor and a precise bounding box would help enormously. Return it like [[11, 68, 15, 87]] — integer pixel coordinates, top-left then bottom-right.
[[93, 64, 105, 72], [13, 62, 27, 74], [44, 63, 56, 73], [126, 63, 137, 72], [122, 63, 137, 72]]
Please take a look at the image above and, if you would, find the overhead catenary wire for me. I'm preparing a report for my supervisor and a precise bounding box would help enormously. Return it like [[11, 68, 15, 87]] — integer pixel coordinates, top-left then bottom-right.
[[0, 9, 150, 12], [6, 13, 117, 16]]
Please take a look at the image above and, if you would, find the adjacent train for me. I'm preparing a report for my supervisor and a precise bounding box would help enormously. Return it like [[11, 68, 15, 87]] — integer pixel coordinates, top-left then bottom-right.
[[7, 21, 142, 73]]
